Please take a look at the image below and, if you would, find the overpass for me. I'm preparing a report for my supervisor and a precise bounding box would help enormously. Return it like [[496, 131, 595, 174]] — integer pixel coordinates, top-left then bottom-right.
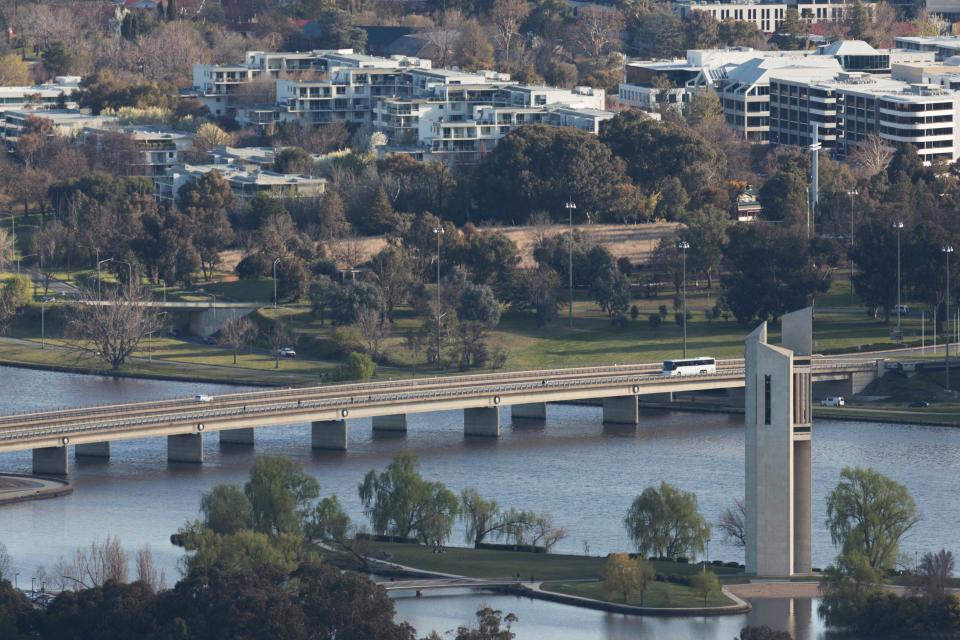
[[0, 358, 882, 475]]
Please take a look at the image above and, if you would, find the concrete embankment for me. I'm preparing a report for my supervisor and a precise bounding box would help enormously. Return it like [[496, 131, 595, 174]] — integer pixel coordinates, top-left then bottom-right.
[[0, 473, 73, 506]]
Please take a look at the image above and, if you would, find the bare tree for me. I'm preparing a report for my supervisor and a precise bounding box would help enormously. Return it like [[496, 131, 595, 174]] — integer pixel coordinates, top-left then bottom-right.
[[59, 536, 129, 590], [67, 281, 165, 370], [718, 498, 746, 548], [527, 512, 568, 552], [913, 549, 954, 604], [267, 322, 292, 369], [491, 0, 531, 68], [232, 77, 276, 106], [355, 308, 386, 361], [424, 11, 464, 68], [574, 6, 625, 58], [134, 544, 166, 592], [0, 228, 13, 271], [848, 134, 893, 179], [218, 316, 258, 364], [0, 542, 11, 580]]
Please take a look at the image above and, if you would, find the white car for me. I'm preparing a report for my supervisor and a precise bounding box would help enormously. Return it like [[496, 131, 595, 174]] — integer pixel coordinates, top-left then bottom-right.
[[194, 394, 213, 403], [820, 397, 845, 407], [894, 304, 909, 315], [279, 347, 297, 359]]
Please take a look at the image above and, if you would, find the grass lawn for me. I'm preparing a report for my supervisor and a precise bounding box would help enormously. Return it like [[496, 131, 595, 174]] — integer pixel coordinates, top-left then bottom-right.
[[542, 579, 733, 608], [368, 542, 741, 582]]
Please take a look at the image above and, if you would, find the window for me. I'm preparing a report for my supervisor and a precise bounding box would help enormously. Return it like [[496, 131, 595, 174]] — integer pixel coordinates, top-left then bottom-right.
[[764, 375, 772, 425]]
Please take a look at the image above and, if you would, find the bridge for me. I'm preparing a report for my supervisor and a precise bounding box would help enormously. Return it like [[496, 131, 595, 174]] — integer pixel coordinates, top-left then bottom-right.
[[0, 358, 882, 475], [377, 577, 520, 592]]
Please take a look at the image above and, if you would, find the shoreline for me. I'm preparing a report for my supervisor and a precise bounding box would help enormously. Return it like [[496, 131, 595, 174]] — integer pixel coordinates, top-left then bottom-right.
[[0, 473, 73, 506]]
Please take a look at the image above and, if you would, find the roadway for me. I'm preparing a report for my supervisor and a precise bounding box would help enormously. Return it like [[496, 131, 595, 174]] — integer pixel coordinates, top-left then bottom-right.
[[0, 358, 877, 455]]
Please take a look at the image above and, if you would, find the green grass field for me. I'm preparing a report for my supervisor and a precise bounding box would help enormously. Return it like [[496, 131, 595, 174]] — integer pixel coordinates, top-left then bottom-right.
[[542, 579, 733, 608]]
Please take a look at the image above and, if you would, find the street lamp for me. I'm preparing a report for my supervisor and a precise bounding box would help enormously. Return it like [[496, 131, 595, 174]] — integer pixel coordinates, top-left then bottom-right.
[[16, 252, 37, 276], [848, 190, 859, 303], [97, 258, 133, 299], [158, 278, 167, 304], [565, 199, 576, 328], [272, 257, 281, 309], [189, 290, 216, 319], [944, 244, 954, 392], [433, 226, 445, 367], [41, 295, 56, 350], [678, 240, 690, 359], [893, 221, 904, 342]]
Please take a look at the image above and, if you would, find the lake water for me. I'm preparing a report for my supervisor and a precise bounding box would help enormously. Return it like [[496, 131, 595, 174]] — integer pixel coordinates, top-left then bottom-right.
[[1, 365, 957, 639]]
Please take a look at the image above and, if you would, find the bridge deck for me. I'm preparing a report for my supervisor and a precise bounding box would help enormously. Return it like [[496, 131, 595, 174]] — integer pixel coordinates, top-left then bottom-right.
[[0, 359, 878, 454]]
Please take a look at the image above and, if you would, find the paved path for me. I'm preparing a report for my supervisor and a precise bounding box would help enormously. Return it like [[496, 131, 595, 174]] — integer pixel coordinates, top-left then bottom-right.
[[0, 473, 72, 505]]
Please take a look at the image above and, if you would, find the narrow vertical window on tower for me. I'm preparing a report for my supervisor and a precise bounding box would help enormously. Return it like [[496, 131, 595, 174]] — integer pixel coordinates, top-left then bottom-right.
[[764, 375, 772, 425]]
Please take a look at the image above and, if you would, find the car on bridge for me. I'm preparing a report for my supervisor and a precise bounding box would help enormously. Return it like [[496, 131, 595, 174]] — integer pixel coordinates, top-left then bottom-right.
[[820, 397, 845, 407]]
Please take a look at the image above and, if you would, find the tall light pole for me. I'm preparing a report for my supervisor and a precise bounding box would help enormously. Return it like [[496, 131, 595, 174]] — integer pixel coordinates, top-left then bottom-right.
[[893, 221, 903, 342], [272, 257, 281, 309], [565, 199, 576, 328], [849, 189, 859, 302], [944, 245, 954, 392], [433, 225, 445, 367], [96, 258, 132, 298], [678, 240, 690, 359]]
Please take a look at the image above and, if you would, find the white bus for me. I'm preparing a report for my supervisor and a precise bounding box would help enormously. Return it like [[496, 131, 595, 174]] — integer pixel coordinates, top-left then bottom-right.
[[661, 357, 717, 376]]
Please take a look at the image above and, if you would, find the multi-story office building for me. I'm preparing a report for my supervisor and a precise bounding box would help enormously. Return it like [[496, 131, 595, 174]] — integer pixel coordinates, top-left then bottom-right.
[[894, 36, 960, 60], [769, 70, 960, 162]]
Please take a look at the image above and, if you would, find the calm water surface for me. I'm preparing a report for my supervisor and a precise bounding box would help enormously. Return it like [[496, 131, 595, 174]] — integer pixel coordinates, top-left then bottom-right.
[[1, 365, 957, 639]]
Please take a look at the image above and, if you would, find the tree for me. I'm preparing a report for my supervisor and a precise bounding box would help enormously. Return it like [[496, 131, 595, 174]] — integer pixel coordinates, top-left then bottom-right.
[[490, 0, 530, 67], [826, 466, 920, 572], [684, 10, 720, 49], [457, 283, 501, 327], [682, 206, 729, 288], [774, 7, 806, 49], [689, 569, 721, 606], [718, 498, 746, 548], [851, 220, 899, 318], [244, 455, 321, 537], [67, 282, 165, 370], [737, 625, 793, 640], [189, 123, 232, 160], [460, 488, 501, 547], [846, 0, 870, 40], [916, 549, 954, 604], [721, 224, 828, 325], [342, 351, 376, 380], [370, 246, 414, 322], [476, 125, 632, 224], [0, 53, 29, 86], [591, 266, 631, 320], [43, 580, 158, 640], [358, 451, 459, 546], [176, 172, 235, 280], [504, 266, 560, 327], [0, 229, 14, 273], [201, 484, 254, 535], [759, 170, 808, 226], [273, 147, 315, 175], [355, 308, 387, 361], [218, 317, 257, 364], [848, 134, 893, 179], [451, 606, 518, 640], [43, 41, 74, 76], [603, 553, 654, 604], [0, 543, 11, 581], [574, 6, 625, 57], [454, 19, 494, 70], [624, 481, 711, 559], [309, 276, 337, 325]]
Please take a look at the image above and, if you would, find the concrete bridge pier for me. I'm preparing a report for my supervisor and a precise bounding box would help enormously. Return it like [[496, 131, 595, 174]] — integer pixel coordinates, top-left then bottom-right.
[[75, 442, 110, 458], [372, 414, 407, 432], [33, 447, 68, 475], [312, 420, 348, 450], [464, 407, 501, 437], [168, 434, 204, 463], [602, 396, 639, 426], [219, 428, 255, 446], [511, 403, 546, 421]]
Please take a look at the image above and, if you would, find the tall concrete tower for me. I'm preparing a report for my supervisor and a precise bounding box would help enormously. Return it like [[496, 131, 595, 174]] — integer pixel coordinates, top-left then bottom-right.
[[744, 307, 813, 577]]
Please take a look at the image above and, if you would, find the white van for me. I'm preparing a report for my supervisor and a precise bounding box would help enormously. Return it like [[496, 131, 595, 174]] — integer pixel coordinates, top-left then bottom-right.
[[820, 397, 845, 407]]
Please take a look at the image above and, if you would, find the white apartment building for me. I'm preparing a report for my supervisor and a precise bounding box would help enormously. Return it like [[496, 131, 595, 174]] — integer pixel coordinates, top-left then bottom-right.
[[195, 49, 611, 164], [0, 76, 81, 113], [673, 0, 874, 33]]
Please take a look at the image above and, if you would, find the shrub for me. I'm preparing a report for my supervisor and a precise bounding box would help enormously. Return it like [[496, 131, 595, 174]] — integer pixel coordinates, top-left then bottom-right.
[[331, 326, 363, 355], [658, 304, 668, 318], [630, 304, 640, 320], [342, 351, 375, 380], [648, 314, 662, 329]]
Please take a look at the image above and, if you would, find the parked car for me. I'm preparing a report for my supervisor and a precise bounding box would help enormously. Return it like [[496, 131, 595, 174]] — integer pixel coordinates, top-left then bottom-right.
[[820, 397, 845, 407], [909, 401, 930, 408], [894, 304, 909, 315], [279, 347, 296, 358], [194, 394, 213, 402]]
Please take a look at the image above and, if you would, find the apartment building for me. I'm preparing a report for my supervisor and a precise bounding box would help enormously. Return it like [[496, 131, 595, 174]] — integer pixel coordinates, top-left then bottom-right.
[[81, 125, 193, 177], [895, 36, 960, 60], [0, 77, 81, 113], [673, 0, 874, 33], [2, 110, 116, 150], [155, 164, 326, 202]]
